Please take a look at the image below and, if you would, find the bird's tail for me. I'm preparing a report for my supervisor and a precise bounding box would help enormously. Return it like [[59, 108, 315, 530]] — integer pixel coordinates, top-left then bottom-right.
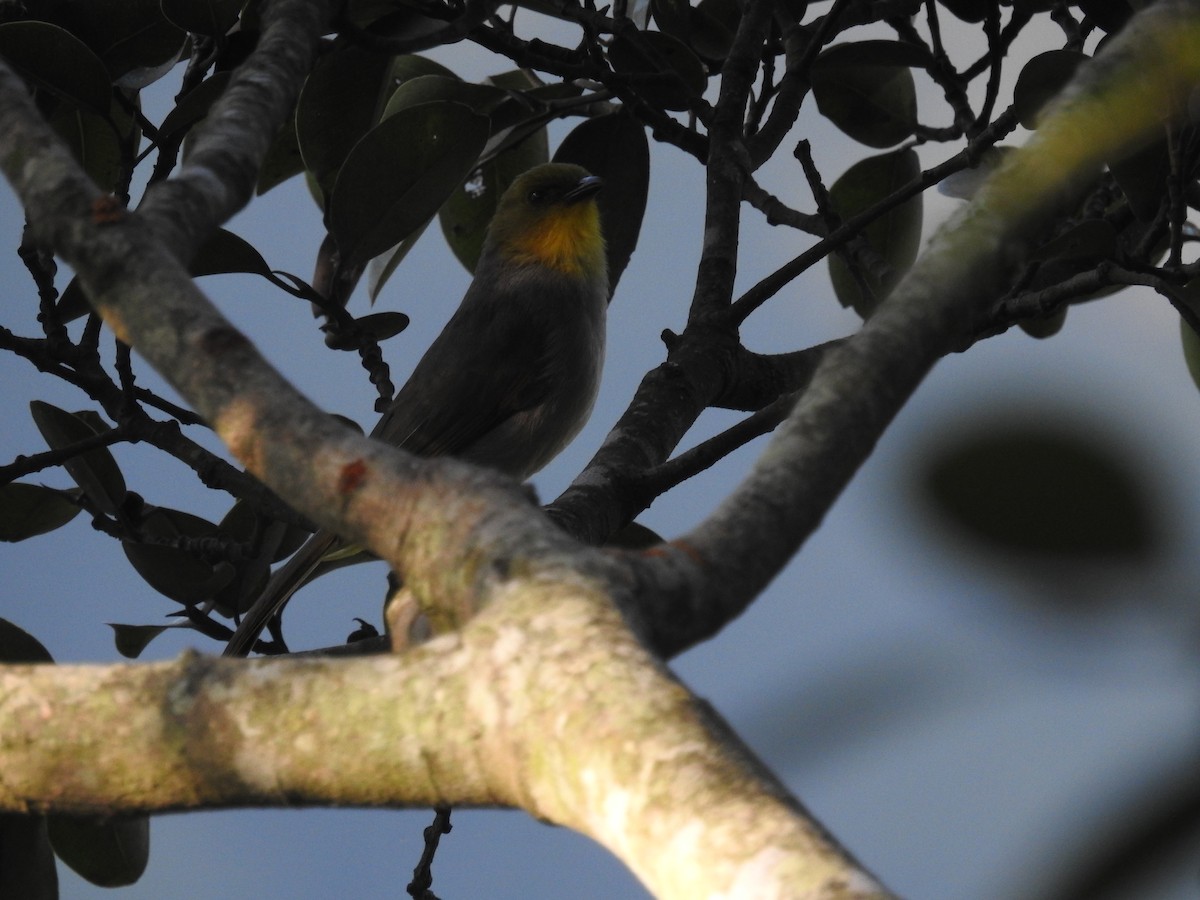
[[222, 530, 339, 657]]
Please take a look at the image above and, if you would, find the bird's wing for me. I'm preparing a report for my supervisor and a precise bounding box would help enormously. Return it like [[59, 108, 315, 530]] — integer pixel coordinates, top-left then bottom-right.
[[371, 284, 557, 461]]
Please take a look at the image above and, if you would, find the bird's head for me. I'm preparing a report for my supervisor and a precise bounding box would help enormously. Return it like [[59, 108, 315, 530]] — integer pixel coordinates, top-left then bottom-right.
[[483, 163, 607, 281]]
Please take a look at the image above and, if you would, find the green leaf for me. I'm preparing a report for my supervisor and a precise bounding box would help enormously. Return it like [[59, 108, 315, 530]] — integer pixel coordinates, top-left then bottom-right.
[[29, 402, 126, 515], [922, 422, 1158, 560], [1013, 50, 1087, 129], [108, 623, 172, 658], [828, 149, 923, 317], [328, 101, 489, 269], [439, 129, 549, 273], [0, 618, 54, 663], [160, 0, 242, 36], [554, 112, 650, 296], [0, 482, 81, 541], [297, 45, 396, 199], [811, 41, 925, 147], [609, 30, 706, 111], [381, 74, 509, 122], [47, 815, 149, 887], [0, 21, 111, 113]]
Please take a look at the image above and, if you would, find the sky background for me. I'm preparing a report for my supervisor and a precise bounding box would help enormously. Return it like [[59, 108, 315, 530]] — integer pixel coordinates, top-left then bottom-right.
[[3, 9, 1200, 899]]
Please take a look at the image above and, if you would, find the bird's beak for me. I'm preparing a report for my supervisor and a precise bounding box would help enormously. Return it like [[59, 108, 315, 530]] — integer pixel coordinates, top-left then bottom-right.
[[564, 175, 604, 203]]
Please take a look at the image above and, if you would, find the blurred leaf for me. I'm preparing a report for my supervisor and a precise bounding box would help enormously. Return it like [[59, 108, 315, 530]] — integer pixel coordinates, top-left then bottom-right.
[[0, 21, 111, 113], [297, 45, 395, 199], [923, 422, 1158, 559], [811, 41, 926, 147], [0, 618, 54, 663], [160, 0, 242, 35], [440, 128, 549, 273], [328, 101, 489, 269], [0, 482, 81, 541], [554, 112, 650, 296], [47, 815, 149, 887], [323, 311, 411, 350], [1013, 50, 1087, 129], [828, 149, 923, 317], [29, 402, 126, 515], [609, 30, 706, 111], [0, 815, 57, 900], [108, 623, 172, 658]]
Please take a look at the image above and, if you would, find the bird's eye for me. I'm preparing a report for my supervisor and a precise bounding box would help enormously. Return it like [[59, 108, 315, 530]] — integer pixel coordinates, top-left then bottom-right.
[[527, 188, 549, 204]]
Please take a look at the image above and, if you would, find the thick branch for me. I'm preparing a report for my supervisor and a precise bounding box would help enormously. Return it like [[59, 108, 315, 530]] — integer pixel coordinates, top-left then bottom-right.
[[0, 584, 889, 899]]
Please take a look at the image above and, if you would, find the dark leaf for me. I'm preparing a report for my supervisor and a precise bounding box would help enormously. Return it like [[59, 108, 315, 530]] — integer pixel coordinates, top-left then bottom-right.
[[0, 815, 57, 900], [158, 70, 230, 140], [1012, 50, 1087, 129], [47, 815, 150, 887], [29, 402, 126, 515], [0, 618, 54, 663], [828, 149, 923, 317], [160, 0, 242, 36], [296, 44, 395, 198], [609, 30, 706, 111], [108, 623, 172, 658], [439, 128, 549, 273], [323, 311, 411, 350], [811, 41, 925, 147], [0, 21, 111, 113], [328, 101, 489, 269], [190, 228, 273, 278], [0, 482, 81, 541], [554, 112, 650, 297], [1109, 137, 1170, 222]]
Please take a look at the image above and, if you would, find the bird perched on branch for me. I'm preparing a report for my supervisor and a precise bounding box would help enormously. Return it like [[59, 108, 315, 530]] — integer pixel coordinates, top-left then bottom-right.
[[224, 163, 608, 657]]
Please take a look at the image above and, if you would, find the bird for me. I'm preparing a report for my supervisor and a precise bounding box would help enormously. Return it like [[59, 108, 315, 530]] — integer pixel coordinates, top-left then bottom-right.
[[223, 163, 608, 657]]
